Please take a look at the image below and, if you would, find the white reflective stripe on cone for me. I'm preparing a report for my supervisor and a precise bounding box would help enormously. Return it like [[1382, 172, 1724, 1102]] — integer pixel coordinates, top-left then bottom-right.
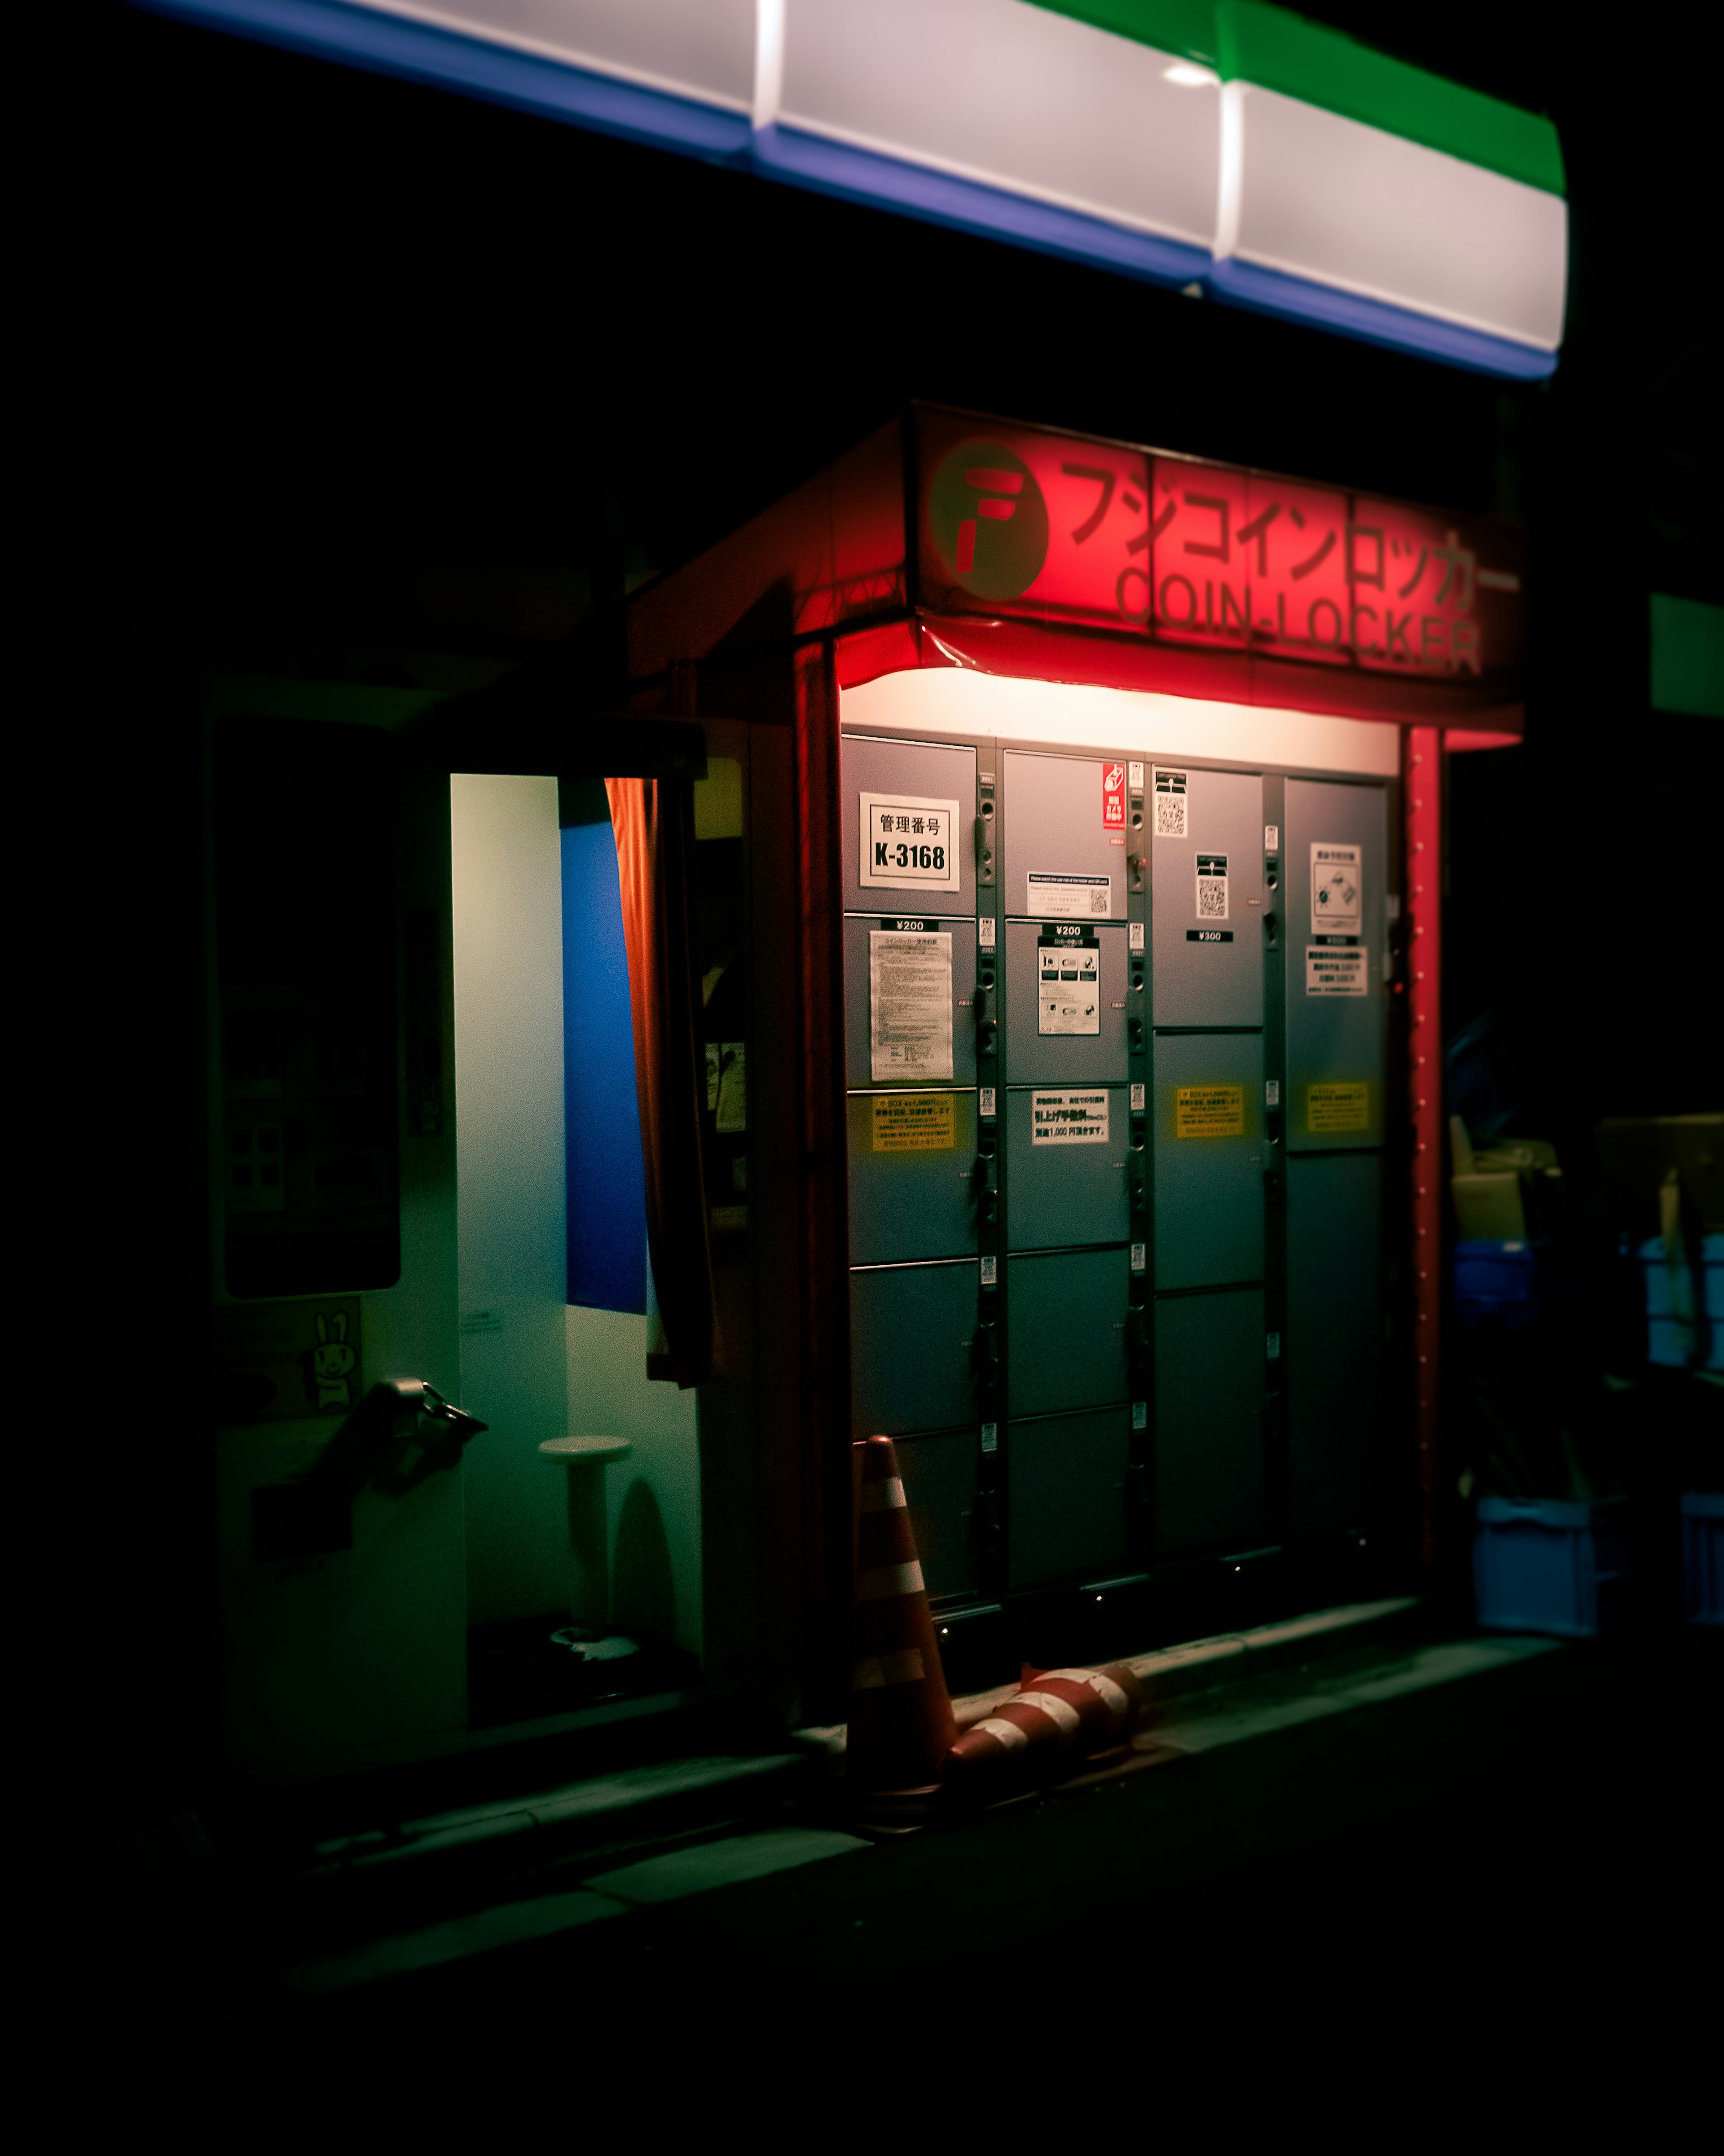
[[855, 1561, 924, 1601], [1040, 1668, 1130, 1717], [1013, 1691, 1084, 1737], [853, 1649, 925, 1690], [974, 1716, 1030, 1751], [858, 1476, 908, 1513]]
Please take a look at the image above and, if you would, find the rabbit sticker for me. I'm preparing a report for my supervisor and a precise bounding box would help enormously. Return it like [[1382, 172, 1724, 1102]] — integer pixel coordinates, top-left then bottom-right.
[[312, 1311, 359, 1411]]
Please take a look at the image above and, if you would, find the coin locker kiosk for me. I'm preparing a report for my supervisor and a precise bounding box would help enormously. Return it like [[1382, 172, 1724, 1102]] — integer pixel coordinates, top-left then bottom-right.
[[625, 404, 1524, 1653]]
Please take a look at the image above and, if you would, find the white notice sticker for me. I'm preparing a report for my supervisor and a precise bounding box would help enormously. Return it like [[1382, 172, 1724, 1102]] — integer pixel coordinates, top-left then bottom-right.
[[1031, 1091, 1110, 1145], [1129, 921, 1144, 951], [1028, 872, 1111, 919], [870, 931, 954, 1081], [1311, 841, 1362, 935], [978, 915, 996, 947], [1129, 762, 1145, 789], [859, 793, 961, 893], [1038, 935, 1101, 1035], [979, 1086, 997, 1118], [1196, 854, 1229, 920], [1264, 824, 1280, 851], [1152, 768, 1188, 838], [1306, 946, 1368, 997]]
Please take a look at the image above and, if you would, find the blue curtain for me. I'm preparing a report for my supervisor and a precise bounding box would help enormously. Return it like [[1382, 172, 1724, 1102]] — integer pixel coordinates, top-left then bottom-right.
[[562, 820, 647, 1312]]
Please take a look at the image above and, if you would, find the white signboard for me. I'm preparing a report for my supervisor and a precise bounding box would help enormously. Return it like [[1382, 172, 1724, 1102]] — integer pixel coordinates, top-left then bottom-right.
[[860, 793, 960, 892], [1038, 937, 1100, 1035], [1028, 871, 1111, 919], [870, 931, 954, 1081], [1030, 1091, 1110, 1145], [1305, 946, 1368, 997], [1310, 841, 1362, 934]]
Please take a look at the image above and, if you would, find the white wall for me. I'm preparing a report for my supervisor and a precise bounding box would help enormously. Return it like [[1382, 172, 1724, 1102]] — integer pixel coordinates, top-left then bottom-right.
[[451, 773, 571, 1625]]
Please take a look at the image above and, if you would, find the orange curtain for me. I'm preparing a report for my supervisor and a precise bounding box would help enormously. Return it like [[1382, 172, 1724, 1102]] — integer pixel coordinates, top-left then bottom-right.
[[606, 774, 721, 1387]]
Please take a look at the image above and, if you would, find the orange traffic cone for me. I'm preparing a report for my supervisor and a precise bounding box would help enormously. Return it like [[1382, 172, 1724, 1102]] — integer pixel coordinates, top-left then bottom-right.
[[944, 1661, 1143, 1782], [846, 1435, 956, 1807]]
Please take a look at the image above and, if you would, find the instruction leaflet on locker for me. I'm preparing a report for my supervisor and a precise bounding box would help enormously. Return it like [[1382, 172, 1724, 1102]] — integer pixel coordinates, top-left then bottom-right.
[[869, 926, 954, 1081], [1306, 840, 1367, 997]]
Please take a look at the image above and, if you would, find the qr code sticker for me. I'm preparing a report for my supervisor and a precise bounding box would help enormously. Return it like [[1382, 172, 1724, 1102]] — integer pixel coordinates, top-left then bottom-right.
[[1155, 794, 1187, 838], [1090, 889, 1110, 915], [1196, 854, 1228, 919]]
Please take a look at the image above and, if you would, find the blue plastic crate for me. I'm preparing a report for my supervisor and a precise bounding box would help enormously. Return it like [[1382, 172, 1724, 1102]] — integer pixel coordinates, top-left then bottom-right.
[[1454, 1239, 1545, 1329], [1681, 1492, 1723, 1626], [1638, 1234, 1723, 1369], [1473, 1496, 1633, 1638]]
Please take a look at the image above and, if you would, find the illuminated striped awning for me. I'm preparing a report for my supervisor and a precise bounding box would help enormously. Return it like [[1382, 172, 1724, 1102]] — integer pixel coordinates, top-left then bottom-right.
[[140, 0, 1566, 379]]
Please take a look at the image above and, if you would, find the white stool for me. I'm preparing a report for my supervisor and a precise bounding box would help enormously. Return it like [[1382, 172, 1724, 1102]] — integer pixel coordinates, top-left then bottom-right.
[[539, 1437, 633, 1647]]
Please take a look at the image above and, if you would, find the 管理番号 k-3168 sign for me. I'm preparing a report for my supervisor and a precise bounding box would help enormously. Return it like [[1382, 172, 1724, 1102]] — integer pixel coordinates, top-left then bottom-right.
[[917, 412, 1525, 686]]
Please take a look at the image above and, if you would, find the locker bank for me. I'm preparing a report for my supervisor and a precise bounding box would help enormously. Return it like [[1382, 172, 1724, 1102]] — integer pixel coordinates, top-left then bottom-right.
[[616, 403, 1522, 1690], [208, 402, 1524, 1783]]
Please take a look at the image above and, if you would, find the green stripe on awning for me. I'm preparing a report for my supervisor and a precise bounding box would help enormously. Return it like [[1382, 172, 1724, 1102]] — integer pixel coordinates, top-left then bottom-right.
[[1033, 1, 1566, 196]]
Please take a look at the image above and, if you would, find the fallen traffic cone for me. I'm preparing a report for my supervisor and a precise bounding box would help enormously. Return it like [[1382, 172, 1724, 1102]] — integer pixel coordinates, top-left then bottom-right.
[[944, 1661, 1144, 1783], [846, 1435, 956, 1806]]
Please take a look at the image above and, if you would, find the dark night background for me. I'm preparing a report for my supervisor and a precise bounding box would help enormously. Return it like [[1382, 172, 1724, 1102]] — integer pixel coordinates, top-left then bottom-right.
[[75, 4, 1717, 1800]]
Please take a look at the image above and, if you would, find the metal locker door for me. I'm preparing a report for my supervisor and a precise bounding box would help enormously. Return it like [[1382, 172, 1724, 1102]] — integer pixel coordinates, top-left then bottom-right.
[[1284, 779, 1388, 1151], [1153, 1288, 1269, 1556], [850, 1260, 980, 1441], [1152, 1032, 1266, 1289], [842, 734, 977, 919], [847, 1090, 979, 1265], [897, 1428, 981, 1603], [1151, 766, 1266, 1027], [1285, 1152, 1384, 1535], [1003, 920, 1129, 1084], [1004, 1247, 1129, 1417], [1007, 1408, 1131, 1588], [1000, 750, 1126, 921], [843, 914, 979, 1090], [1003, 1083, 1130, 1250]]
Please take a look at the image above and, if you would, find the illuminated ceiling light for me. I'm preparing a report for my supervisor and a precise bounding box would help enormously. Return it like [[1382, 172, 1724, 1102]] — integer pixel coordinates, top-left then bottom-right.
[[1164, 63, 1219, 88]]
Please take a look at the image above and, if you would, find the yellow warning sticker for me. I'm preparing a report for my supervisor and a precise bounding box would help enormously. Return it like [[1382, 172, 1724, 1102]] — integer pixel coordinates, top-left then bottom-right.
[[1174, 1085, 1245, 1138], [1306, 1082, 1371, 1133], [872, 1093, 956, 1153]]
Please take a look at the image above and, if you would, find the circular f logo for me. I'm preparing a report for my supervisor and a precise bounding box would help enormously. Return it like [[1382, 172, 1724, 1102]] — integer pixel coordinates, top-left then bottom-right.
[[929, 441, 1049, 600]]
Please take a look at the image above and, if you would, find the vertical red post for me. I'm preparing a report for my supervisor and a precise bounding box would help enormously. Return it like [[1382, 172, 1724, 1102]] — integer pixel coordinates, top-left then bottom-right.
[[1403, 726, 1443, 1568]]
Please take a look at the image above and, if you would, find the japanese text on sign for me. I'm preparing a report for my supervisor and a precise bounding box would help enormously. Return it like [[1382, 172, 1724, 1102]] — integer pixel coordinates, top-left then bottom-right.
[[1306, 1082, 1371, 1134], [1306, 946, 1368, 997], [870, 931, 954, 1082], [1031, 1091, 1109, 1145], [872, 1093, 957, 1153], [1174, 1085, 1245, 1138], [1311, 842, 1362, 935], [859, 792, 960, 892]]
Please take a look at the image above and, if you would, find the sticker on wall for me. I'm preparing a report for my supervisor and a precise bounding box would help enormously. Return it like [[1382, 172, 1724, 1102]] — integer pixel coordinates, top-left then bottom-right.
[[870, 929, 954, 1082], [1174, 1085, 1245, 1138], [980, 1421, 998, 1455], [1129, 921, 1144, 951], [1311, 841, 1362, 934], [211, 1297, 362, 1423], [1266, 1078, 1281, 1107], [1130, 1082, 1145, 1111], [1196, 854, 1229, 920], [1103, 761, 1126, 834], [1305, 946, 1368, 997], [716, 1043, 747, 1132], [981, 1257, 998, 1287], [979, 1086, 997, 1118], [859, 792, 961, 892], [1031, 1091, 1110, 1145], [1152, 768, 1188, 838], [1129, 763, 1144, 790], [1038, 930, 1100, 1035], [1265, 824, 1280, 851], [1027, 871, 1111, 919], [1130, 1241, 1146, 1272], [978, 915, 996, 947], [871, 1092, 956, 1153], [1306, 1082, 1372, 1134]]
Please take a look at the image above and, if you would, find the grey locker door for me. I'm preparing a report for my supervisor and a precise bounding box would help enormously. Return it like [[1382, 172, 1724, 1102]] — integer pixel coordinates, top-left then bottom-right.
[[842, 734, 977, 919], [847, 1090, 979, 1265], [1003, 920, 1128, 1085], [1003, 1083, 1130, 1250], [1000, 750, 1126, 920], [1284, 778, 1388, 1151], [851, 1261, 980, 1441], [1005, 1247, 1129, 1417], [1151, 766, 1266, 1027], [1007, 1408, 1131, 1588], [1152, 1032, 1265, 1288], [897, 1427, 981, 1602], [844, 915, 978, 1090], [1285, 1153, 1384, 1536], [1154, 1288, 1268, 1556]]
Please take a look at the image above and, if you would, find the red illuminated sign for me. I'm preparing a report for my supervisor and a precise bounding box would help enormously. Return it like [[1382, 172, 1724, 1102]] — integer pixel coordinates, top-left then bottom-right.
[[916, 411, 1524, 691], [1102, 761, 1126, 833]]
